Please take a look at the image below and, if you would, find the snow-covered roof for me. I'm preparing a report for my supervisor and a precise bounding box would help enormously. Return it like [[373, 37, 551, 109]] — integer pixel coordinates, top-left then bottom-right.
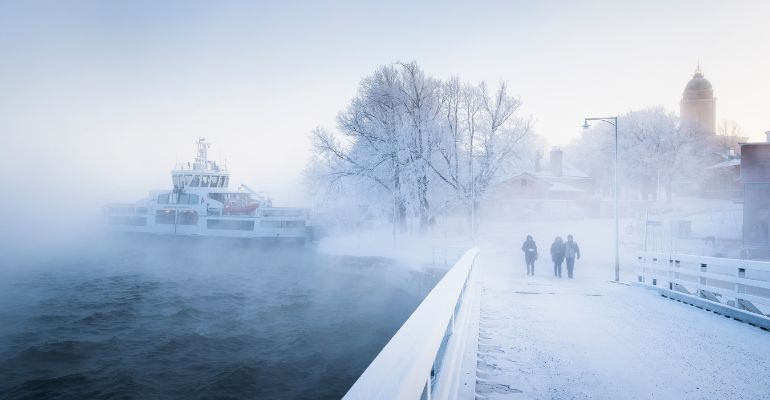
[[707, 159, 740, 169], [547, 181, 584, 192], [534, 163, 592, 180], [502, 172, 547, 184], [500, 172, 586, 193]]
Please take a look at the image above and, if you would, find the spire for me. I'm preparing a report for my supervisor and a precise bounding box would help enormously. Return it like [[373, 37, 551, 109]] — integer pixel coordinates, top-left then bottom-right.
[[694, 62, 703, 78]]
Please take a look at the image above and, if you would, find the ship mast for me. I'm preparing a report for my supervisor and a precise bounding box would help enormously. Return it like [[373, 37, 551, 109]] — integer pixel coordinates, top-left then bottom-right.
[[194, 137, 210, 170]]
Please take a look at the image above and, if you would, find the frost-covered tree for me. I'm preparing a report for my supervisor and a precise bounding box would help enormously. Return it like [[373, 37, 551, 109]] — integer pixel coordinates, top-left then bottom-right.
[[396, 62, 442, 232], [569, 106, 701, 202], [306, 62, 532, 233], [432, 79, 531, 220], [307, 65, 410, 230]]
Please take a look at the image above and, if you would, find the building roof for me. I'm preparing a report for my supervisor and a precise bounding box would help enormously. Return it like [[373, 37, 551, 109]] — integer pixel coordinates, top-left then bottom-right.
[[707, 158, 740, 169], [533, 163, 592, 180], [501, 172, 587, 192], [683, 66, 714, 99], [547, 181, 584, 192]]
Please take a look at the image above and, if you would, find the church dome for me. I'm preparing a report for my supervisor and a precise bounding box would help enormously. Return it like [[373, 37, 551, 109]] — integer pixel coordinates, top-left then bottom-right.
[[683, 67, 713, 99]]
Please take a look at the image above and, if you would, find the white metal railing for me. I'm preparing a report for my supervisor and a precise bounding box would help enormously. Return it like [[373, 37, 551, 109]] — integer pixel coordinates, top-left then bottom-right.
[[634, 251, 770, 317], [343, 247, 481, 400]]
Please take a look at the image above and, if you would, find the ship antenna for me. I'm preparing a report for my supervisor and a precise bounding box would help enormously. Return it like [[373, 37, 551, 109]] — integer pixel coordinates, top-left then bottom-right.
[[195, 137, 210, 168]]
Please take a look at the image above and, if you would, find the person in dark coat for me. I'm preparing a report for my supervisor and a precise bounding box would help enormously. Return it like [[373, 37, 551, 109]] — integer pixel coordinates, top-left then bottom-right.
[[521, 235, 538, 276], [550, 236, 565, 277], [564, 234, 581, 278]]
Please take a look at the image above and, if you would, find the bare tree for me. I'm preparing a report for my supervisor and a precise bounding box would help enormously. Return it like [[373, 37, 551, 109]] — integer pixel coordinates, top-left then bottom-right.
[[306, 62, 532, 234], [432, 80, 530, 219]]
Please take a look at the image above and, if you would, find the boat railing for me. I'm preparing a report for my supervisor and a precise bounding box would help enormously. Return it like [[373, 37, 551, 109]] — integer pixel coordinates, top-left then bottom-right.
[[343, 247, 480, 400]]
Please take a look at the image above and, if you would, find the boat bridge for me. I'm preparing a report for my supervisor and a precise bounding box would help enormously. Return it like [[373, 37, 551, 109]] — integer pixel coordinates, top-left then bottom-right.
[[343, 242, 770, 399]]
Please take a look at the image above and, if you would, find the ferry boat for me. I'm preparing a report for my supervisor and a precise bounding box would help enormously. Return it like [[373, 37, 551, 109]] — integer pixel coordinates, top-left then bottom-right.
[[104, 139, 311, 243]]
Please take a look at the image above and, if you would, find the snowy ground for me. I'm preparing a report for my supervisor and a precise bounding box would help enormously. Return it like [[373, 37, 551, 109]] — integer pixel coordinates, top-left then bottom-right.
[[474, 219, 770, 399]]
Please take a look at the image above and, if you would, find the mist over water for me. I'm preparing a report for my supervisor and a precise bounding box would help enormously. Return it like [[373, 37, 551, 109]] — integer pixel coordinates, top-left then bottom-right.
[[0, 238, 437, 399]]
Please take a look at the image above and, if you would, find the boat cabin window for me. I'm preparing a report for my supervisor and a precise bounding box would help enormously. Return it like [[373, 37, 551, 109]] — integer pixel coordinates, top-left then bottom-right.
[[210, 175, 219, 187], [201, 175, 210, 187], [173, 174, 183, 188], [178, 193, 199, 204], [158, 193, 199, 204], [191, 175, 201, 187], [184, 175, 193, 186], [221, 176, 228, 188], [207, 219, 254, 231], [155, 210, 176, 224], [178, 210, 198, 225]]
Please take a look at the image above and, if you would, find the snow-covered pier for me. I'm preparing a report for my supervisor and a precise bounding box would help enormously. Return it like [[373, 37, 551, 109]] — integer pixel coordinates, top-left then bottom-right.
[[344, 223, 770, 399], [475, 248, 770, 399]]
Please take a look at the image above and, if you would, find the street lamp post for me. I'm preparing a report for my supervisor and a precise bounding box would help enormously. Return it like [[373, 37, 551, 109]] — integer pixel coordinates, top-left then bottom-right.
[[582, 116, 620, 282]]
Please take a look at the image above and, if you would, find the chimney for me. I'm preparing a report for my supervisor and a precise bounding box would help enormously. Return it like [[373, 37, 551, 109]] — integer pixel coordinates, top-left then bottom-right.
[[550, 148, 563, 177], [765, 131, 770, 143]]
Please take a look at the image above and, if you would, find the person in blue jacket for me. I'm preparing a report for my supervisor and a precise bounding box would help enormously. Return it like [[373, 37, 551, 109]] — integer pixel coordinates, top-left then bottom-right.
[[564, 234, 581, 278]]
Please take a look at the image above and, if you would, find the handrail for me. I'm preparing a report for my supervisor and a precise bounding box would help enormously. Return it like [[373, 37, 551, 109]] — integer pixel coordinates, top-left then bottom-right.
[[343, 247, 480, 400], [634, 251, 770, 324]]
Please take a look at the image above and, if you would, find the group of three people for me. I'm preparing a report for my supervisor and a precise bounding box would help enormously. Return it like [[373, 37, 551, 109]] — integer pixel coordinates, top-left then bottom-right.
[[521, 234, 581, 278]]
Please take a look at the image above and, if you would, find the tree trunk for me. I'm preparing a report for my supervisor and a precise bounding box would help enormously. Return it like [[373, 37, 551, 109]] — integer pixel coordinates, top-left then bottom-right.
[[417, 174, 430, 235]]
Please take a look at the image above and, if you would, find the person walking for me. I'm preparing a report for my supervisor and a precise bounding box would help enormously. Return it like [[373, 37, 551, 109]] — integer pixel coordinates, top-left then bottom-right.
[[521, 235, 538, 276], [550, 236, 565, 277], [564, 234, 581, 279]]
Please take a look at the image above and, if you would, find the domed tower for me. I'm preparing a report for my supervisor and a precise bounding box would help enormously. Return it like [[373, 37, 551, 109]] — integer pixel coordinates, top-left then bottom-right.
[[680, 65, 716, 135]]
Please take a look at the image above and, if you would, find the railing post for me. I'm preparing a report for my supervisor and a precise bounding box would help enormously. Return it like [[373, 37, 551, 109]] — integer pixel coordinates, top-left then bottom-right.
[[698, 263, 707, 296], [636, 255, 643, 283], [736, 267, 746, 310], [668, 259, 674, 290]]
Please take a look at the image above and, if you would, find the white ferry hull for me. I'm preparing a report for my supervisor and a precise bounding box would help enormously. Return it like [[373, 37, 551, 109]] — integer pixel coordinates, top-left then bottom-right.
[[104, 139, 312, 243], [104, 205, 312, 242]]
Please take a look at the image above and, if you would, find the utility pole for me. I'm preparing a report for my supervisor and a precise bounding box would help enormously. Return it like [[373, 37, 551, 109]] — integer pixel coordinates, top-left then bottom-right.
[[583, 116, 620, 282]]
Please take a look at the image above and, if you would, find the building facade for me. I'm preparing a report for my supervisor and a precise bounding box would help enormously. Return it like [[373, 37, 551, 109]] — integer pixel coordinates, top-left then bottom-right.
[[741, 139, 770, 259]]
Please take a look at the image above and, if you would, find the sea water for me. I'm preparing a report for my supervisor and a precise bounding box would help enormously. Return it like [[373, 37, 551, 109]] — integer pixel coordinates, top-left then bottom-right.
[[0, 239, 437, 399]]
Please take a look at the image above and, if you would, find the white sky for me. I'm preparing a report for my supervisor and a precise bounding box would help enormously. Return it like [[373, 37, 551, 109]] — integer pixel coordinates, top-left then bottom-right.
[[1, 0, 768, 206]]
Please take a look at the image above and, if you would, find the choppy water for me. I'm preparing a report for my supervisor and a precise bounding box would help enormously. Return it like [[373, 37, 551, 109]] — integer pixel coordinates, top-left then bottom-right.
[[0, 239, 437, 399]]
